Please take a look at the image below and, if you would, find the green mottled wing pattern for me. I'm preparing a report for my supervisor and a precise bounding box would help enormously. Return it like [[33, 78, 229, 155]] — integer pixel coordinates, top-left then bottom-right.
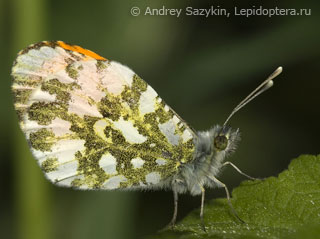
[[11, 41, 196, 190]]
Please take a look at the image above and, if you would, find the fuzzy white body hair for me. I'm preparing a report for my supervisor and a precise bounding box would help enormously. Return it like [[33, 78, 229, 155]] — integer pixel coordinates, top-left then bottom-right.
[[169, 125, 240, 196]]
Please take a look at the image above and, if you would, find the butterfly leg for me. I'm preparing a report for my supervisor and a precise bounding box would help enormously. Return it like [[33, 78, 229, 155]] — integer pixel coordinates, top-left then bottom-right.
[[222, 161, 260, 180], [200, 186, 207, 232], [208, 175, 245, 223], [168, 189, 178, 228]]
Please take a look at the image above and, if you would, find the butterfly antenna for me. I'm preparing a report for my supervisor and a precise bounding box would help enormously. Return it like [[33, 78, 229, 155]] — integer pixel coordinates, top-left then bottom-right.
[[223, 66, 283, 127]]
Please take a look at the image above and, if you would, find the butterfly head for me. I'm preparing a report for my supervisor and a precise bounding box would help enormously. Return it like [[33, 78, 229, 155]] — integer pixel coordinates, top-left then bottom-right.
[[213, 126, 238, 152], [195, 125, 240, 161], [210, 125, 240, 157]]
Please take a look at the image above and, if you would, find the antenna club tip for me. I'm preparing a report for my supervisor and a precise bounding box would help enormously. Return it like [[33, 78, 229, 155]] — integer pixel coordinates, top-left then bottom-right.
[[267, 80, 274, 87], [223, 66, 282, 126], [270, 66, 283, 79], [276, 66, 283, 73]]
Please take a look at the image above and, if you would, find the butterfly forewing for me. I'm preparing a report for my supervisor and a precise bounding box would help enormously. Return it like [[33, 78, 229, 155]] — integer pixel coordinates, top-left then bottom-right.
[[12, 41, 196, 190]]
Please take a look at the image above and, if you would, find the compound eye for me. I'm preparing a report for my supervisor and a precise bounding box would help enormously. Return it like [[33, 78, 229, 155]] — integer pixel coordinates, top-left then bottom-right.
[[214, 135, 228, 151]]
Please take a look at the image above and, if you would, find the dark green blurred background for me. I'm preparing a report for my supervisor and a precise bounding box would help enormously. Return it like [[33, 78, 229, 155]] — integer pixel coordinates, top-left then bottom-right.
[[1, 0, 319, 238]]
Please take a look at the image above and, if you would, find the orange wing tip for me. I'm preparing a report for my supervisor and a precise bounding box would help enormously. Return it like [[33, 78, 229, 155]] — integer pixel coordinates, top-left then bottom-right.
[[57, 41, 107, 61]]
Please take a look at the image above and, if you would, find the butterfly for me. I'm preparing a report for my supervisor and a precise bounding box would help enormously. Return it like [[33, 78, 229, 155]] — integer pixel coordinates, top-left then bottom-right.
[[11, 40, 282, 229]]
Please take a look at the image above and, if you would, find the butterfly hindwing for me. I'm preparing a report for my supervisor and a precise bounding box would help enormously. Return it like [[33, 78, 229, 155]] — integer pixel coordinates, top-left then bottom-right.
[[12, 41, 196, 190]]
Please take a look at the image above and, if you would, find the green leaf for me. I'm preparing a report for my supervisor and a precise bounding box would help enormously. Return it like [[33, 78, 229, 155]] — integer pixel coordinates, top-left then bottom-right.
[[147, 154, 320, 239]]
